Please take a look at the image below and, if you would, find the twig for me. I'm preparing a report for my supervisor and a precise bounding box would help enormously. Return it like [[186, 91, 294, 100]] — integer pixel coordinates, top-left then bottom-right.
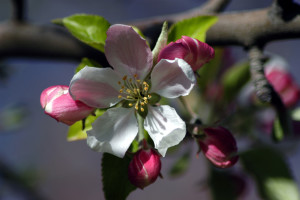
[[248, 47, 272, 103], [11, 0, 25, 22]]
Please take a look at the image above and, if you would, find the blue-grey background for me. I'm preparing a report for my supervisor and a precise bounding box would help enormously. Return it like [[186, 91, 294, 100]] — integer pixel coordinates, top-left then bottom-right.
[[0, 0, 300, 199]]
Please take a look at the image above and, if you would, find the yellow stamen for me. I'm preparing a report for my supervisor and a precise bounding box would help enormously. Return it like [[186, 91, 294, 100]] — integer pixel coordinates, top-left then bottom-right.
[[118, 95, 122, 99], [135, 104, 139, 110], [134, 74, 138, 78], [148, 94, 152, 98], [126, 89, 131, 93], [123, 75, 127, 80], [118, 81, 121, 85], [128, 103, 133, 107], [144, 87, 148, 91], [141, 102, 145, 106], [140, 108, 144, 112], [119, 89, 123, 93]]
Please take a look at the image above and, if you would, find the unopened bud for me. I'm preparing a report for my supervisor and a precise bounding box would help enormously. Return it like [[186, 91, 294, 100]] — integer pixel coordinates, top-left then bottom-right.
[[40, 85, 94, 125], [198, 126, 239, 168], [128, 149, 161, 189], [158, 36, 214, 71]]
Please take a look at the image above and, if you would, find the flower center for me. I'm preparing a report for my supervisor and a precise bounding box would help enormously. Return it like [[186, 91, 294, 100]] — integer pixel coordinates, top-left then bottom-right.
[[117, 74, 151, 112]]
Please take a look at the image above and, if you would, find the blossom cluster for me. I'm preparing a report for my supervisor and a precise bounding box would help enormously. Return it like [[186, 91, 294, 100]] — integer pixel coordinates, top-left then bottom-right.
[[41, 24, 240, 188]]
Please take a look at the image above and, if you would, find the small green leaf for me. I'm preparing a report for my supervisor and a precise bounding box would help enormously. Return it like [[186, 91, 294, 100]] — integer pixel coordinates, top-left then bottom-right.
[[67, 109, 105, 141], [132, 26, 147, 40], [168, 15, 218, 42], [221, 61, 250, 102], [292, 108, 300, 121], [75, 57, 103, 73], [240, 147, 300, 200], [272, 117, 284, 142], [102, 153, 136, 200], [62, 14, 110, 52], [152, 21, 168, 65], [169, 151, 191, 177]]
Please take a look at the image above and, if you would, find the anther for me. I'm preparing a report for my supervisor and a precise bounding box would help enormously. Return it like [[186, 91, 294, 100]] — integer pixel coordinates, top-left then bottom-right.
[[140, 108, 144, 112], [118, 95, 122, 99], [134, 74, 138, 78], [123, 75, 127, 80], [119, 89, 123, 93], [129, 103, 133, 107], [118, 81, 121, 85]]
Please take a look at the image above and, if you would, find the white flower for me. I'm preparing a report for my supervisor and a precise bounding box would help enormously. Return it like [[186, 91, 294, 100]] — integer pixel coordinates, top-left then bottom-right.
[[69, 24, 195, 158]]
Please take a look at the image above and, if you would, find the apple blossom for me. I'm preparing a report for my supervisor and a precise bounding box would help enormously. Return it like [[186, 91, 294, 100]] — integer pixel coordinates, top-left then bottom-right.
[[128, 148, 161, 189], [40, 85, 94, 125], [69, 24, 196, 158], [157, 36, 214, 71], [198, 126, 239, 168]]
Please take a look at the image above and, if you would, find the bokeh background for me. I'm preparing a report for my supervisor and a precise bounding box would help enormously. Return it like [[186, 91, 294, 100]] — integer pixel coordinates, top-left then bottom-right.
[[0, 0, 300, 199]]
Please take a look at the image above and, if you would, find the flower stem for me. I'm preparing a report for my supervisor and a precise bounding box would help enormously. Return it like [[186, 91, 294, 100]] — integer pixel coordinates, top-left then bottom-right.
[[179, 96, 197, 121], [136, 112, 145, 143]]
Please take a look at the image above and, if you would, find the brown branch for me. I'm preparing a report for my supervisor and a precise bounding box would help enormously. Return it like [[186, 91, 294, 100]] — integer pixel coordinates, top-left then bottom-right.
[[1, 1, 300, 61], [0, 22, 107, 64], [130, 0, 231, 31]]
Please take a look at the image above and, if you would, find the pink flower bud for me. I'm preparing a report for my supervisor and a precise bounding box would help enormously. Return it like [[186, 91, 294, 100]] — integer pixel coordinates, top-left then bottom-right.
[[157, 36, 214, 71], [128, 149, 161, 189], [198, 127, 239, 168], [40, 85, 94, 125], [265, 69, 300, 107]]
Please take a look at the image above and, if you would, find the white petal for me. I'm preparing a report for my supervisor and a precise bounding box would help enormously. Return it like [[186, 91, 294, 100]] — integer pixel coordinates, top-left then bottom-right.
[[105, 24, 153, 80], [69, 67, 122, 108], [144, 105, 186, 157], [87, 107, 138, 158], [150, 58, 196, 98]]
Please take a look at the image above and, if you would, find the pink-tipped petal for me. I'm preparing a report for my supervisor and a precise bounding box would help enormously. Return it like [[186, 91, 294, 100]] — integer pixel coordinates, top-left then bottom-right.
[[158, 36, 214, 71], [41, 85, 94, 125], [70, 67, 122, 109], [150, 58, 195, 98], [105, 24, 153, 80], [157, 42, 188, 62], [198, 126, 239, 168], [128, 149, 161, 189]]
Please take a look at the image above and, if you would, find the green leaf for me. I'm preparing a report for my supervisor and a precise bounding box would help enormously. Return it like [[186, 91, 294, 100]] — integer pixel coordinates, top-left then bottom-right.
[[221, 61, 250, 102], [272, 117, 284, 142], [292, 108, 300, 121], [209, 168, 240, 200], [75, 57, 103, 73], [168, 15, 218, 43], [67, 109, 105, 141], [240, 147, 299, 200], [152, 21, 168, 65], [272, 103, 292, 141], [62, 14, 110, 52], [169, 151, 191, 177], [102, 153, 136, 200]]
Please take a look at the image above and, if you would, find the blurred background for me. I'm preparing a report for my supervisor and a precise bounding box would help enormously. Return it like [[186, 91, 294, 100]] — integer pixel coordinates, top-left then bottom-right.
[[0, 0, 300, 199]]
